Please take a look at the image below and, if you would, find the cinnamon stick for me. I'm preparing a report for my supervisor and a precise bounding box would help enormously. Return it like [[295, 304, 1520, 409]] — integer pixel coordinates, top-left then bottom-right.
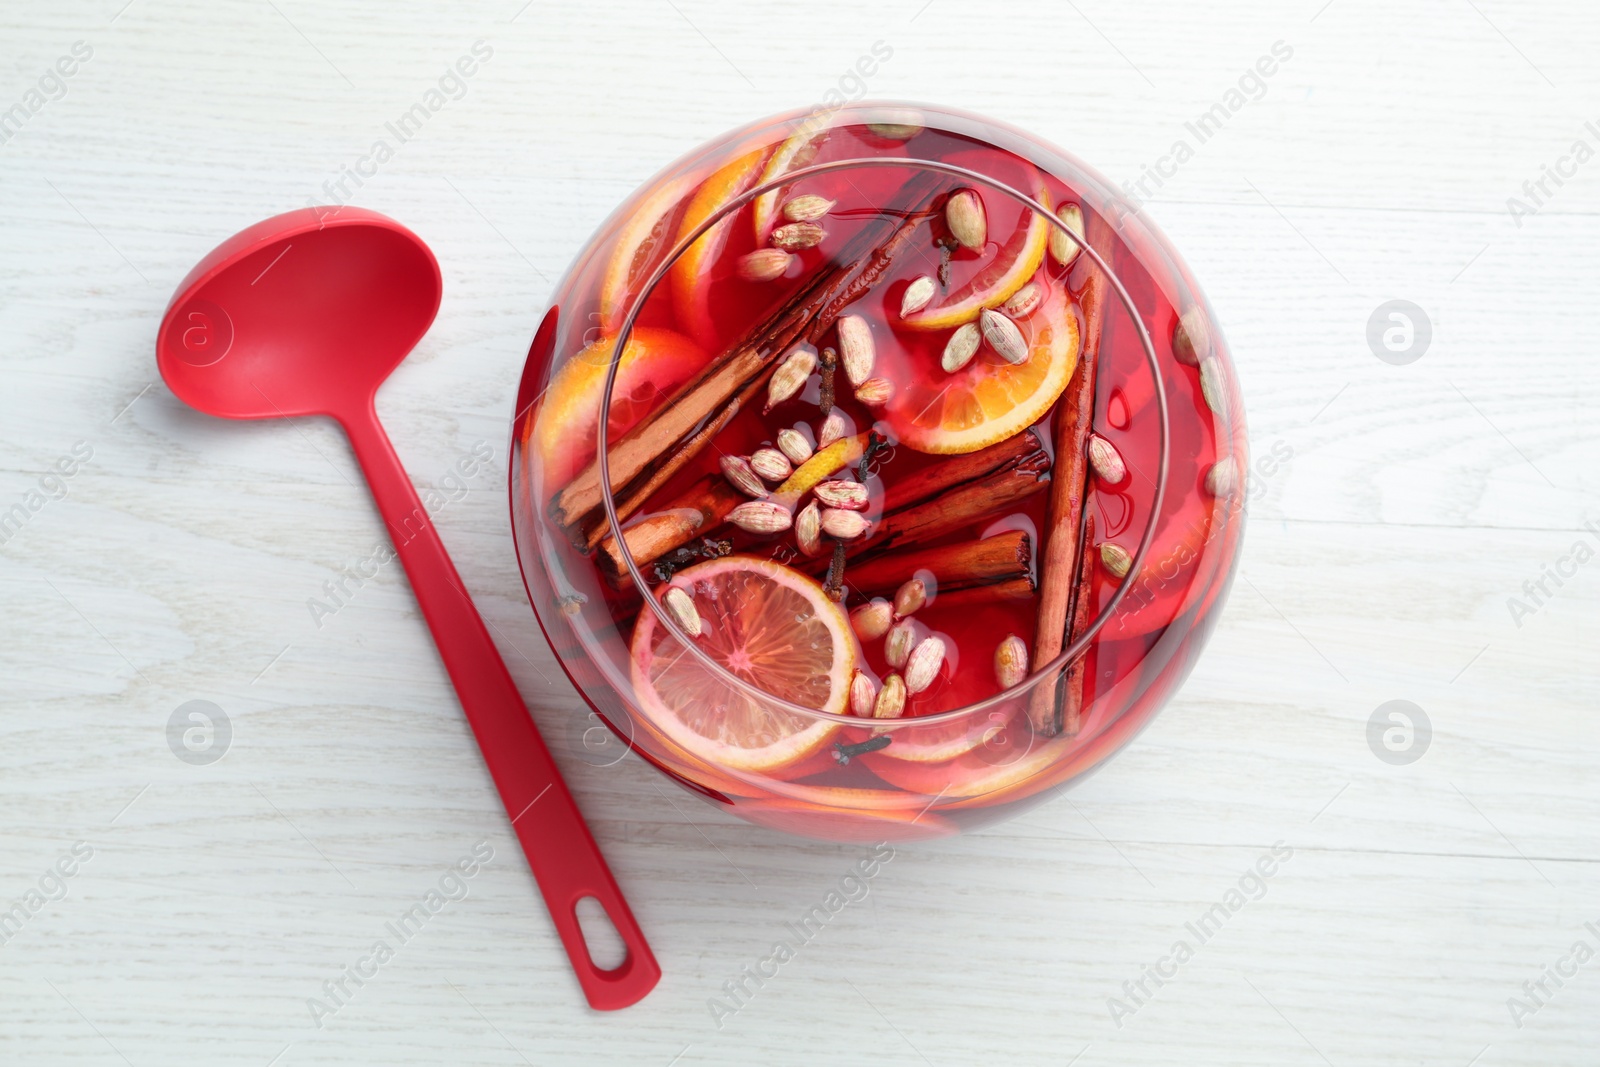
[[879, 429, 1043, 516], [856, 450, 1050, 559], [1058, 512, 1098, 737], [928, 577, 1035, 612], [1029, 210, 1113, 734], [549, 170, 948, 543], [586, 368, 761, 550], [841, 530, 1033, 600], [597, 474, 741, 582]]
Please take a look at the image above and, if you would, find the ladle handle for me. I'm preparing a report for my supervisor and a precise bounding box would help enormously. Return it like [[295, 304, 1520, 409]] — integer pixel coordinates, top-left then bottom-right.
[[340, 400, 659, 1011]]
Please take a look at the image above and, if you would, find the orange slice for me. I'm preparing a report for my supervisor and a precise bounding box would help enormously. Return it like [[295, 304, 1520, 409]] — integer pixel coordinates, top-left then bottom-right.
[[883, 278, 1080, 454], [530, 327, 706, 492], [845, 707, 1020, 765], [863, 724, 1076, 800], [751, 111, 833, 242], [900, 170, 1051, 331], [669, 145, 771, 351], [597, 172, 699, 331], [630, 556, 854, 774]]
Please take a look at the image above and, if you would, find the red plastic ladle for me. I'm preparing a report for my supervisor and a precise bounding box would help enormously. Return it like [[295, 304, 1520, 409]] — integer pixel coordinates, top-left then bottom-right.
[[156, 207, 659, 1010]]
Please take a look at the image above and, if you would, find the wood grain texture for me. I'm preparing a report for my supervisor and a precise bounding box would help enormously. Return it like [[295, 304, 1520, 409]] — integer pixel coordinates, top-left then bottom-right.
[[2, 1, 1597, 1064]]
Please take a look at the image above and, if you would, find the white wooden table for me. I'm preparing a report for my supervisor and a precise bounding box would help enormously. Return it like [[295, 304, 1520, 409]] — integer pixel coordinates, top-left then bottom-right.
[[2, 1, 1596, 1063]]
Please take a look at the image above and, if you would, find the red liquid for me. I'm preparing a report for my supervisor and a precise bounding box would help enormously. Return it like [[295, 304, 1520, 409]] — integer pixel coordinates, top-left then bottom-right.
[[511, 104, 1245, 842]]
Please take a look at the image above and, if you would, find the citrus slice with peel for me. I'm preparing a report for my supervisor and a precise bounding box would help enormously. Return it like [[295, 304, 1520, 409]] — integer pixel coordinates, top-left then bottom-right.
[[862, 724, 1076, 799], [630, 556, 853, 774], [670, 144, 771, 350], [751, 111, 833, 242], [883, 277, 1080, 454], [900, 169, 1051, 330], [843, 707, 1020, 764], [598, 171, 699, 331], [530, 327, 706, 492]]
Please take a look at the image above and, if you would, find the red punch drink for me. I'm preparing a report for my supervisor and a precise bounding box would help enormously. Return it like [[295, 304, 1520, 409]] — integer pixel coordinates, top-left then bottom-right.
[[511, 103, 1245, 841]]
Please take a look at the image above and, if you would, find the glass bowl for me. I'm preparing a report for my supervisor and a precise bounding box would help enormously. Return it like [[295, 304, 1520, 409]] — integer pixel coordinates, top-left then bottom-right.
[[509, 102, 1245, 842]]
